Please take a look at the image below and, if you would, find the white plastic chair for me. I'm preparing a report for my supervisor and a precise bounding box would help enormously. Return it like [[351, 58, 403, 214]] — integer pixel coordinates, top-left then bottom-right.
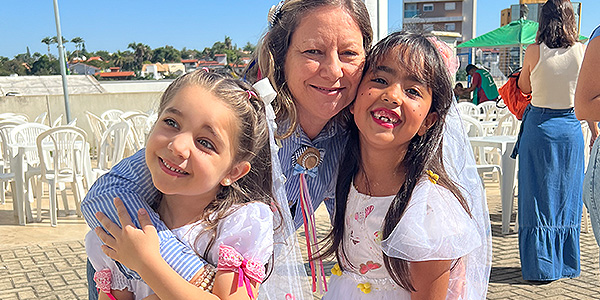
[[85, 111, 108, 159], [0, 120, 22, 205], [477, 101, 499, 121], [33, 112, 48, 125], [36, 126, 87, 226], [456, 102, 479, 117], [121, 112, 149, 151], [461, 115, 483, 138], [101, 109, 124, 126], [52, 114, 63, 127], [493, 113, 519, 137], [145, 112, 158, 137], [10, 123, 52, 222], [463, 115, 502, 183], [92, 121, 130, 183], [0, 113, 29, 123]]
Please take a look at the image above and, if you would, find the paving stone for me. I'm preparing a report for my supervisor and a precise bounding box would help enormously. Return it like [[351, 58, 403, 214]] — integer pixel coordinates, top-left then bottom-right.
[[1, 180, 600, 299]]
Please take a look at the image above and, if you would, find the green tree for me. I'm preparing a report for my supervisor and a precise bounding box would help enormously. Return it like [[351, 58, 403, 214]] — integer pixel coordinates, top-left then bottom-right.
[[152, 45, 181, 63], [110, 50, 135, 70], [93, 50, 111, 61], [242, 42, 255, 53], [41, 37, 52, 56], [224, 36, 232, 50], [180, 47, 201, 60], [71, 37, 84, 59], [30, 55, 60, 75], [128, 42, 152, 71]]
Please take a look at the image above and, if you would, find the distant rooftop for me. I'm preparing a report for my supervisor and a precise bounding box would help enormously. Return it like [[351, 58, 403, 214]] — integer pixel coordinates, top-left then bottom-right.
[[0, 75, 106, 96]]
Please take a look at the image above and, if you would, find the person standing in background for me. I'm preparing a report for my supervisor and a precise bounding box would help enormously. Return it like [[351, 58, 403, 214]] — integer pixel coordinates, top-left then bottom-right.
[[514, 0, 585, 282], [575, 24, 600, 264], [459, 64, 499, 105]]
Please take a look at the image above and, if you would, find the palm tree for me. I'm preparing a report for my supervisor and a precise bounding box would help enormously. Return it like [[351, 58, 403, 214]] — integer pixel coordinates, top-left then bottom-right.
[[41, 37, 52, 56], [128, 42, 152, 71], [71, 37, 84, 59]]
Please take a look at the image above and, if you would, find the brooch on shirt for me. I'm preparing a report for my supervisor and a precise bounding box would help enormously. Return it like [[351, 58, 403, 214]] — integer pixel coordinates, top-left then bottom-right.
[[292, 146, 322, 177]]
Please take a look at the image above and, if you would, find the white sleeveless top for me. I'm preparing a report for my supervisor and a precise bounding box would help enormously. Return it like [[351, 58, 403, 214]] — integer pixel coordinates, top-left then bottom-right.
[[530, 42, 584, 109]]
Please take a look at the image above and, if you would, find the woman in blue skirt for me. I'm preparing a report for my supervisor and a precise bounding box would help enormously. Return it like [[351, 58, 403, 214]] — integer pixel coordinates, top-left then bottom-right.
[[513, 0, 585, 281]]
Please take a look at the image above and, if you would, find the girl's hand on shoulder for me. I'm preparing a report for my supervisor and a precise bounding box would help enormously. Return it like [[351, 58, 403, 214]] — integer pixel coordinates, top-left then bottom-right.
[[95, 197, 161, 274]]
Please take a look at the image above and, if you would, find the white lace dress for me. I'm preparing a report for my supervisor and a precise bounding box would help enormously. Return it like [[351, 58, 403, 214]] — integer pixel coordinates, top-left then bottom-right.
[[85, 202, 274, 300], [323, 178, 484, 300]]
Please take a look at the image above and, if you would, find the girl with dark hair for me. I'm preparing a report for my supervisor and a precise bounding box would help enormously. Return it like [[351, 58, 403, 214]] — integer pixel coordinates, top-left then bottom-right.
[[86, 70, 300, 300], [515, 0, 585, 281], [320, 31, 491, 299], [82, 1, 372, 298]]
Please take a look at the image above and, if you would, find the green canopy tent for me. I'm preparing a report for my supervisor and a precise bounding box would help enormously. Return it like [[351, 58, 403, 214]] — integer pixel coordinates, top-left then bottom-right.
[[457, 18, 588, 66]]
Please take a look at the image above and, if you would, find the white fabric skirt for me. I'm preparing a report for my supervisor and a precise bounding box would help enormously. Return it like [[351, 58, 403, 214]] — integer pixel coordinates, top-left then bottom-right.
[[322, 272, 409, 300]]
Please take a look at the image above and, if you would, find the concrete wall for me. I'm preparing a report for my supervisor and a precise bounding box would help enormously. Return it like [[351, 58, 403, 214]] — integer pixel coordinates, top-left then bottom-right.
[[0, 92, 162, 143]]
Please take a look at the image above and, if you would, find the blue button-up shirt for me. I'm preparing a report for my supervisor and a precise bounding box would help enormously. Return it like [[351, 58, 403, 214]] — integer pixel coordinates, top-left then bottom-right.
[[81, 118, 348, 279]]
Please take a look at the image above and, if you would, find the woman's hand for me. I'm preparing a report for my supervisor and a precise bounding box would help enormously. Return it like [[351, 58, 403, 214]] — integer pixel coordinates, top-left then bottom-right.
[[95, 197, 162, 274]]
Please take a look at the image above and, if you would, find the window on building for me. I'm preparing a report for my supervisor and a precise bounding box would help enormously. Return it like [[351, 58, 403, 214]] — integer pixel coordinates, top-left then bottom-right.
[[445, 23, 456, 31], [445, 2, 456, 10], [405, 3, 418, 18], [423, 4, 434, 12], [423, 24, 434, 32]]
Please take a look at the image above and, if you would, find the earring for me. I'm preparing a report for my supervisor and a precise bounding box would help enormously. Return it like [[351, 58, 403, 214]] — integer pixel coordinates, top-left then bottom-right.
[[223, 178, 232, 186]]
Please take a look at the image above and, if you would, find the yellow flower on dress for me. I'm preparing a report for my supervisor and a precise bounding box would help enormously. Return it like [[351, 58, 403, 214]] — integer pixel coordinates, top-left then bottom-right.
[[426, 170, 439, 184], [357, 282, 372, 294], [330, 263, 342, 276]]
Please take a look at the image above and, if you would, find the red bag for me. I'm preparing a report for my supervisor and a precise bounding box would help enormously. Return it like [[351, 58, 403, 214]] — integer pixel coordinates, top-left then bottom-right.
[[498, 70, 531, 120]]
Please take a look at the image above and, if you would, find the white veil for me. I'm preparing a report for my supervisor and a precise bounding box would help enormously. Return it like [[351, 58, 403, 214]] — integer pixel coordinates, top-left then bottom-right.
[[441, 102, 493, 299], [253, 78, 313, 300]]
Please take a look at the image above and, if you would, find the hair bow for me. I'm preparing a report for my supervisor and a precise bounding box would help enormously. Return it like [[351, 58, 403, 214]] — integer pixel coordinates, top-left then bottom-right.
[[218, 245, 266, 299]]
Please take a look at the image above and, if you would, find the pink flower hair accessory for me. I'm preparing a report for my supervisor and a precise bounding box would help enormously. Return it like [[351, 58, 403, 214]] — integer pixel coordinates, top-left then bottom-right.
[[427, 36, 460, 77]]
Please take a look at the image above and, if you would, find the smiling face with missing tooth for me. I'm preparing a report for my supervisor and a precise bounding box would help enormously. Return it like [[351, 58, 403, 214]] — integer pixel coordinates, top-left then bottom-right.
[[145, 84, 240, 203], [351, 47, 437, 152]]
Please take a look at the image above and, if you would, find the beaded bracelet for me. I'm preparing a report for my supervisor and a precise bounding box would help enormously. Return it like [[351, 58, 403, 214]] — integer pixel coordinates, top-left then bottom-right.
[[191, 264, 216, 292]]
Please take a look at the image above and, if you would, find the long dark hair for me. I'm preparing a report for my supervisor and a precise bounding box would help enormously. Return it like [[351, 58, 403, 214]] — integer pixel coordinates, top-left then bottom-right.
[[319, 31, 470, 291], [537, 0, 578, 49], [244, 0, 372, 138], [155, 70, 280, 274]]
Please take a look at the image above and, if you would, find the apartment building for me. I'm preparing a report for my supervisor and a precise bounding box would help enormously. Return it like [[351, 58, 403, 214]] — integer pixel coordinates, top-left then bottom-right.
[[402, 0, 476, 43]]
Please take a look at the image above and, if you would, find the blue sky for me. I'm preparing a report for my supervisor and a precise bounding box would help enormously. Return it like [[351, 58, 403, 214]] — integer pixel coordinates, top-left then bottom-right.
[[0, 1, 597, 59]]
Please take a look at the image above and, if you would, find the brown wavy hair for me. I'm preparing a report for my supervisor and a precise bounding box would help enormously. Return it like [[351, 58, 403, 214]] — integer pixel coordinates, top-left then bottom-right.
[[537, 0, 578, 49]]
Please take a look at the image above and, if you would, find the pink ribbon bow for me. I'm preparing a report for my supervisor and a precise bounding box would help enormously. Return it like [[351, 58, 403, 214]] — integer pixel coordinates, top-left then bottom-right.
[[217, 245, 266, 299]]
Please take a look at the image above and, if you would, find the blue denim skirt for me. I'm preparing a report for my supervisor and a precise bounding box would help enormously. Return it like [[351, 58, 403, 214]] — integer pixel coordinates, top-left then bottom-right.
[[516, 104, 584, 280]]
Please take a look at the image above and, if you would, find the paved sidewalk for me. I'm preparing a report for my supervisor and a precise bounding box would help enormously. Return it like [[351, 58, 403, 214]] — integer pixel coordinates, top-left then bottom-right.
[[0, 180, 599, 299]]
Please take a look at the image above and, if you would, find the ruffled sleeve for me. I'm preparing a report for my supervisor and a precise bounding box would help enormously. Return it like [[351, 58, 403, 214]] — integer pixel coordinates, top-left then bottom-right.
[[208, 202, 274, 266], [381, 179, 481, 261]]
